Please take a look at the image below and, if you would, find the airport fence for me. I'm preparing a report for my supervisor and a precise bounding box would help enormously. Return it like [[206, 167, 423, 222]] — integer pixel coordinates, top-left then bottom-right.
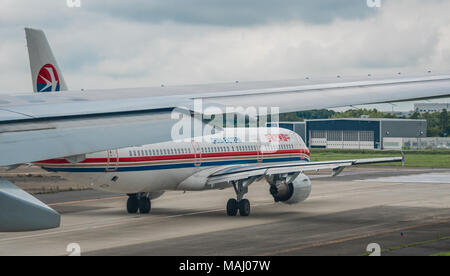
[[383, 137, 450, 150]]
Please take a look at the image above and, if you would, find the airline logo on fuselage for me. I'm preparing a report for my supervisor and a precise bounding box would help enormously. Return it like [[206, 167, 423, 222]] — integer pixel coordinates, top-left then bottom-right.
[[37, 64, 60, 92], [265, 134, 291, 142]]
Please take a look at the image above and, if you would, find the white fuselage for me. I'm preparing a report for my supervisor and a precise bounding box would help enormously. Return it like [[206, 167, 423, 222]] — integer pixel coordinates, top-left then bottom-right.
[[34, 128, 310, 194]]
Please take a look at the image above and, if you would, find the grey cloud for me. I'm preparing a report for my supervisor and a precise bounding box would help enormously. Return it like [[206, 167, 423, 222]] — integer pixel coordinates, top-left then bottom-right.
[[1, 0, 450, 97], [87, 0, 379, 26]]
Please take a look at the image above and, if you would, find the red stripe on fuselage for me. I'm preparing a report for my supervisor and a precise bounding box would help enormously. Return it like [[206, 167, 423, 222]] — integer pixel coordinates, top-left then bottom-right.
[[35, 149, 311, 165]]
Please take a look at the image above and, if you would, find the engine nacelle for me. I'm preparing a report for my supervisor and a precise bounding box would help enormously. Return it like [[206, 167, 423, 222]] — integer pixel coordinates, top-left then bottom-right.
[[269, 174, 311, 205]]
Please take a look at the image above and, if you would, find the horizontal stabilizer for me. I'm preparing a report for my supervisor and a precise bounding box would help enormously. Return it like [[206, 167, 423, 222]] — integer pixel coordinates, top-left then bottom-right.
[[0, 178, 60, 232]]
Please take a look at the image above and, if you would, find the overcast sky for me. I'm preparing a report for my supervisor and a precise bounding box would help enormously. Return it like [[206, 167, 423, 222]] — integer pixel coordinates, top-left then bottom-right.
[[0, 0, 449, 110]]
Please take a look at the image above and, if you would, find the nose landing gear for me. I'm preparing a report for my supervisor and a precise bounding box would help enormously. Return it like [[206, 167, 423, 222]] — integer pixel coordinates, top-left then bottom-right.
[[127, 193, 151, 214]]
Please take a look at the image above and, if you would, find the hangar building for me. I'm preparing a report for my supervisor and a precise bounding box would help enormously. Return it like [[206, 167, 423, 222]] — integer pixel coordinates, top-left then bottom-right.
[[270, 118, 427, 150]]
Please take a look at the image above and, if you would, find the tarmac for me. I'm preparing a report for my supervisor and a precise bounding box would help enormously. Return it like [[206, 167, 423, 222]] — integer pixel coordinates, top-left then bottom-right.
[[0, 166, 449, 256]]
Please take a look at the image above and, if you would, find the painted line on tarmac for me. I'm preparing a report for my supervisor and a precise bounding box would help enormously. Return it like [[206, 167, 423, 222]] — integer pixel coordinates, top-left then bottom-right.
[[0, 202, 275, 243], [47, 196, 127, 207]]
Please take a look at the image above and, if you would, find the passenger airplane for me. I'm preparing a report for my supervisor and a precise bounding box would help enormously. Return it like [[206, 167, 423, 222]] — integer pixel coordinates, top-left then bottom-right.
[[0, 28, 449, 232]]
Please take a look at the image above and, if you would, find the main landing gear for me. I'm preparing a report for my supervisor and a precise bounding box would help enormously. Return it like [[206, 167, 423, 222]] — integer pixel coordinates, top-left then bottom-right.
[[127, 193, 151, 214], [226, 180, 251, 216]]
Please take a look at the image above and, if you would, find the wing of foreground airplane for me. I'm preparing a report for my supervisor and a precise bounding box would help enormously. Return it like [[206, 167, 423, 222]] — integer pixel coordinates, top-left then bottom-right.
[[1, 74, 450, 167]]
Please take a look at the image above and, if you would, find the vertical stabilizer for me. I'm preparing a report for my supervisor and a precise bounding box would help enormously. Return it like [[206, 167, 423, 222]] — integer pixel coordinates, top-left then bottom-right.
[[25, 28, 68, 92]]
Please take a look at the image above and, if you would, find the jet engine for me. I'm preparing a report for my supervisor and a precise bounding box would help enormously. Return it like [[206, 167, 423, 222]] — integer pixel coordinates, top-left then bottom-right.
[[269, 174, 311, 205]]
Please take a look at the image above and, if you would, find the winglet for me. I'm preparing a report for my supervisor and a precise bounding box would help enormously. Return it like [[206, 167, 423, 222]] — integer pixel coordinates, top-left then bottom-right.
[[0, 178, 60, 232]]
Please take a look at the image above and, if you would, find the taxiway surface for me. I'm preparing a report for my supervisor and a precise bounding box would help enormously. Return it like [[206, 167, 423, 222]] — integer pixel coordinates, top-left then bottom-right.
[[0, 167, 449, 256]]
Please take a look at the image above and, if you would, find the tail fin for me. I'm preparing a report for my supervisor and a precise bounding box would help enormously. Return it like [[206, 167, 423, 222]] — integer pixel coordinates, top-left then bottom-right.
[[25, 28, 68, 92]]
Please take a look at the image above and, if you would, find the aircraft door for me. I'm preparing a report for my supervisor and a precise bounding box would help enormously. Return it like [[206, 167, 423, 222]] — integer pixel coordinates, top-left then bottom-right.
[[257, 143, 263, 163], [191, 141, 202, 167], [106, 149, 119, 172]]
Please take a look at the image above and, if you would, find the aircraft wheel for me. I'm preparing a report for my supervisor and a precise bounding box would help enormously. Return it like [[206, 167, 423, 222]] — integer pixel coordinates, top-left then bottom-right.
[[226, 198, 238, 216], [127, 194, 139, 214], [239, 199, 251, 217], [139, 196, 151, 214]]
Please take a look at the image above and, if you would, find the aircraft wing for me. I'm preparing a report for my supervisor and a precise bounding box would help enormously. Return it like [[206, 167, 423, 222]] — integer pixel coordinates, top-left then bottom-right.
[[206, 157, 404, 185], [0, 178, 60, 232], [1, 74, 450, 167]]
